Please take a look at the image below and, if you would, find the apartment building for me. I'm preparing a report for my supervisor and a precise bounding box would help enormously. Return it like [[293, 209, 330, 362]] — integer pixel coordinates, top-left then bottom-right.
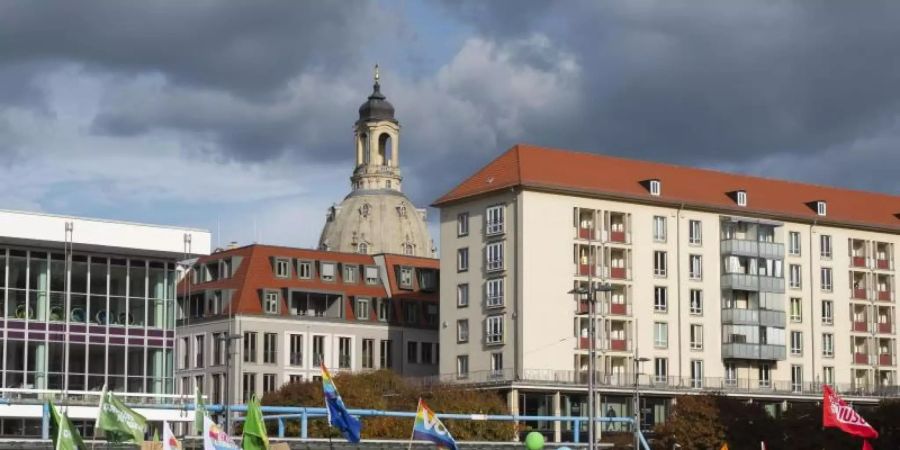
[[175, 244, 439, 406], [433, 144, 898, 439], [0, 209, 210, 436]]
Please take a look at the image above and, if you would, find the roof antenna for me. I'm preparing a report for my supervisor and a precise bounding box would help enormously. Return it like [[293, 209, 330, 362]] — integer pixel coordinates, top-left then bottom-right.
[[374, 63, 380, 85]]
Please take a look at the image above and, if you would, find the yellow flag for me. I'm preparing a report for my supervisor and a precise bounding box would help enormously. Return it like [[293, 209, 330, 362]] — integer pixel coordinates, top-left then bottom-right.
[[720, 444, 729, 450]]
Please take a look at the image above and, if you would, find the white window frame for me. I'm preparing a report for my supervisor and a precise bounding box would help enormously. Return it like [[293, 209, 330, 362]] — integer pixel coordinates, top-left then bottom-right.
[[817, 201, 827, 216], [649, 180, 661, 196], [821, 267, 833, 292], [789, 264, 801, 289], [399, 266, 414, 289], [263, 290, 279, 314], [652, 216, 666, 242], [823, 366, 834, 385], [457, 320, 469, 343], [653, 251, 667, 277], [364, 266, 379, 285], [689, 324, 703, 350], [457, 213, 469, 237], [689, 254, 702, 280], [486, 205, 505, 235], [486, 241, 504, 272], [820, 235, 832, 259], [653, 286, 667, 312], [490, 352, 503, 375], [790, 297, 802, 322], [320, 262, 336, 281], [724, 363, 737, 386], [457, 355, 469, 378], [790, 331, 802, 355], [654, 357, 668, 383], [486, 315, 504, 345], [486, 278, 504, 308], [688, 220, 702, 245], [759, 364, 771, 388], [822, 300, 833, 325], [457, 284, 469, 307], [689, 289, 703, 315], [788, 232, 801, 256], [654, 322, 668, 349], [344, 264, 358, 284], [297, 260, 313, 279], [356, 298, 369, 320], [376, 299, 389, 322], [736, 191, 747, 207], [274, 258, 291, 278], [690, 360, 703, 388], [822, 333, 834, 357], [457, 248, 469, 272]]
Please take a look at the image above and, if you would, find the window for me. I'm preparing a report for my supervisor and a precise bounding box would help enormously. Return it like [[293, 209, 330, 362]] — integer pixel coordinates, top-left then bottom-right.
[[242, 373, 256, 403], [654, 358, 668, 383], [362, 339, 374, 369], [399, 267, 413, 289], [654, 322, 668, 349], [689, 324, 703, 350], [457, 284, 469, 307], [289, 334, 303, 366], [486, 315, 504, 344], [820, 235, 832, 258], [823, 367, 834, 386], [180, 337, 189, 369], [212, 333, 224, 366], [263, 374, 276, 394], [486, 278, 504, 308], [404, 302, 418, 324], [486, 242, 504, 271], [652, 216, 666, 242], [690, 360, 703, 388], [653, 251, 667, 277], [724, 363, 737, 386], [689, 289, 703, 315], [338, 337, 351, 369], [457, 355, 469, 378], [689, 254, 702, 280], [195, 335, 205, 368], [421, 342, 434, 365], [313, 335, 325, 366], [274, 258, 290, 278], [297, 261, 312, 279], [821, 268, 833, 291], [212, 374, 223, 404], [358, 243, 368, 254], [289, 375, 302, 384], [244, 332, 257, 363], [457, 213, 469, 237], [790, 298, 802, 322], [356, 298, 370, 320], [759, 364, 771, 388], [790, 331, 802, 356], [486, 205, 505, 235], [320, 262, 336, 281], [791, 365, 803, 392], [654, 286, 667, 312], [457, 248, 469, 272], [344, 265, 358, 284], [425, 304, 438, 326], [364, 266, 379, 284], [816, 201, 827, 216], [380, 340, 393, 368], [822, 333, 834, 357], [263, 291, 279, 314], [688, 220, 702, 245], [789, 264, 801, 288], [457, 320, 469, 343], [736, 191, 747, 207], [264, 333, 277, 364], [490, 352, 503, 376], [822, 300, 833, 325], [788, 232, 801, 256], [407, 341, 419, 364], [649, 180, 661, 196], [377, 299, 390, 322]]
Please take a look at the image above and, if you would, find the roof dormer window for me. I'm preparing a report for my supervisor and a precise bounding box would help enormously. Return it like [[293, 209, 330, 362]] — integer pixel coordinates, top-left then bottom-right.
[[647, 179, 661, 196], [816, 201, 827, 216], [736, 190, 747, 207]]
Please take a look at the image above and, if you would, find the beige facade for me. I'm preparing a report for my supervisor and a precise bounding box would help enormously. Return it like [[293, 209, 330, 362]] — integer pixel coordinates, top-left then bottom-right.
[[439, 188, 898, 400]]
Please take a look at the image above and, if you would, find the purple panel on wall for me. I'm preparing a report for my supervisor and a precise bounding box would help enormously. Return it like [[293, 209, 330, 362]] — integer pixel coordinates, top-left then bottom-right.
[[8, 331, 25, 339], [48, 323, 66, 331], [49, 333, 65, 342], [128, 328, 144, 336], [110, 337, 126, 345], [27, 322, 47, 330], [89, 326, 106, 334], [109, 327, 125, 335], [128, 338, 144, 346], [70, 334, 85, 342], [7, 320, 25, 329], [148, 329, 164, 337], [29, 332, 45, 340], [70, 324, 86, 333], [148, 339, 164, 347], [166, 331, 175, 338], [89, 335, 105, 344]]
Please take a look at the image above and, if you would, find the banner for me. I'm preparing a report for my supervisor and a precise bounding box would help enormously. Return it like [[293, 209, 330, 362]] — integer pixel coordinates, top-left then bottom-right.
[[822, 385, 878, 439], [412, 398, 458, 450], [49, 402, 86, 450], [163, 421, 181, 450], [204, 416, 239, 450], [97, 388, 148, 444]]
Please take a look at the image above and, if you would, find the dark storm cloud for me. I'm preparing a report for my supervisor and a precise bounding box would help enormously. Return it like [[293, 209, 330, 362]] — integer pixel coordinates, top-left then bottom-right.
[[433, 0, 900, 194]]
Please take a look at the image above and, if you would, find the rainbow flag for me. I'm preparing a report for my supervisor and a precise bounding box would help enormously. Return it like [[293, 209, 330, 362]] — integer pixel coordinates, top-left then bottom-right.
[[412, 399, 458, 450], [321, 364, 361, 443], [203, 416, 238, 450]]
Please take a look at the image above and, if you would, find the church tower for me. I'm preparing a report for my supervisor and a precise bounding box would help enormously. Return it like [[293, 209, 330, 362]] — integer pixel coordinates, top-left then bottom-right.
[[318, 66, 434, 257]]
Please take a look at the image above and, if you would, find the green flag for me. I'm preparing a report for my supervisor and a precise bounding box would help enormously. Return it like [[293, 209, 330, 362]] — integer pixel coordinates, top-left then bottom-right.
[[152, 428, 160, 444], [241, 395, 269, 450], [194, 384, 206, 435], [49, 402, 86, 450], [97, 389, 147, 444]]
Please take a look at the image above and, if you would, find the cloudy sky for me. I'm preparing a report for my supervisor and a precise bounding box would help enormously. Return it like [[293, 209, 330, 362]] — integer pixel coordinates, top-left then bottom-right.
[[1, 1, 898, 248]]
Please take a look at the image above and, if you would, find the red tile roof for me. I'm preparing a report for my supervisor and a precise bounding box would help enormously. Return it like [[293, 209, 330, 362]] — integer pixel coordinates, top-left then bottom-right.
[[433, 144, 900, 232]]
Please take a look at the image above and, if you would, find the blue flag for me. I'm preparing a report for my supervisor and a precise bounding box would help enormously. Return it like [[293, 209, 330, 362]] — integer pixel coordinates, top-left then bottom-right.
[[321, 364, 361, 443]]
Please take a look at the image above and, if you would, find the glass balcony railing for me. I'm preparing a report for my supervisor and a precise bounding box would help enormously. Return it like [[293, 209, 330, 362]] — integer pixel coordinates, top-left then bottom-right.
[[721, 308, 785, 328], [721, 239, 785, 260], [721, 342, 786, 361]]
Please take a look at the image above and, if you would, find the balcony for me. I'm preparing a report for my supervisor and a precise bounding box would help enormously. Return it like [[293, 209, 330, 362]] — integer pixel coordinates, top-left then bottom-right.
[[609, 230, 627, 244], [720, 239, 785, 260], [852, 256, 868, 269], [610, 267, 628, 280], [578, 227, 595, 240], [854, 353, 871, 365], [577, 264, 597, 277], [852, 288, 868, 300], [576, 300, 590, 315], [880, 354, 894, 366], [721, 343, 786, 361], [721, 273, 785, 293], [853, 321, 869, 332], [878, 290, 894, 302], [877, 259, 893, 271], [577, 337, 593, 350], [721, 308, 785, 328], [608, 339, 629, 351], [879, 322, 894, 334], [609, 302, 629, 316]]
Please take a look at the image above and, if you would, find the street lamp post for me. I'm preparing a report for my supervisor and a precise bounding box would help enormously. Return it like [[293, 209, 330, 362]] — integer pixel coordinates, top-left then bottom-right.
[[633, 357, 650, 450], [217, 333, 242, 434], [569, 238, 612, 450]]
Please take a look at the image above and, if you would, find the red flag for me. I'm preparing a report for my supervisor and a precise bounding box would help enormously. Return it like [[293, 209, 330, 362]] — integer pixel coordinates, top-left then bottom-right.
[[822, 385, 878, 439], [862, 440, 873, 450]]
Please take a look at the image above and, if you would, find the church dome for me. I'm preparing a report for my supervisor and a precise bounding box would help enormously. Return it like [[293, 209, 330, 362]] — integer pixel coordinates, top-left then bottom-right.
[[358, 82, 396, 123], [318, 191, 433, 257]]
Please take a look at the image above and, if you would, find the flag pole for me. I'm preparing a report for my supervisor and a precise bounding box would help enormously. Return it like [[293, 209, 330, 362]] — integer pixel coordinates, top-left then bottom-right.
[[407, 398, 420, 450]]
